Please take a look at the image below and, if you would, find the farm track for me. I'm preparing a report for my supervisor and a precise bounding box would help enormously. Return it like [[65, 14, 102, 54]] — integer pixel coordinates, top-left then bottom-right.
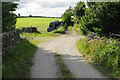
[[31, 27, 109, 78]]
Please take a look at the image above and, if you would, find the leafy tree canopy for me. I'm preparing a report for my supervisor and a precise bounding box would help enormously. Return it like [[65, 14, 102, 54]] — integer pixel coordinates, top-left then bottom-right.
[[61, 6, 73, 25], [73, 2, 85, 23], [73, 1, 120, 36], [2, 2, 18, 32]]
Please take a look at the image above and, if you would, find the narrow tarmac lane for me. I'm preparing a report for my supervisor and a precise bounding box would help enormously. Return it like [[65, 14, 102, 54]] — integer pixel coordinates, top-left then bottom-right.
[[31, 47, 60, 78], [31, 27, 108, 78]]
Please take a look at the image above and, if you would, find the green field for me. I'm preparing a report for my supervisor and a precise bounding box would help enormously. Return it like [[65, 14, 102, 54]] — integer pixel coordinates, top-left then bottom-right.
[[16, 17, 62, 32]]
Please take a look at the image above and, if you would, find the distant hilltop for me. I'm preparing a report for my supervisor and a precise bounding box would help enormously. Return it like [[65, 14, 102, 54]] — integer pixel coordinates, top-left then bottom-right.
[[19, 16, 61, 18]]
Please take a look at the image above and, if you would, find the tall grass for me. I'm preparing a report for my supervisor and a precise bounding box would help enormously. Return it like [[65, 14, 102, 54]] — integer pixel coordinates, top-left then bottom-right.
[[77, 38, 120, 78]]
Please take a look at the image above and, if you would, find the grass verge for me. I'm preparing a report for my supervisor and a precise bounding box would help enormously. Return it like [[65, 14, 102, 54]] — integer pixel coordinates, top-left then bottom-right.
[[20, 32, 61, 46], [55, 54, 75, 79], [68, 26, 72, 34], [2, 39, 37, 78], [77, 38, 120, 78], [20, 32, 61, 38]]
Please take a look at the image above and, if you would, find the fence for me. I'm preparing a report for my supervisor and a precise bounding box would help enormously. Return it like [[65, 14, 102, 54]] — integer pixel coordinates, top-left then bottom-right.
[[2, 30, 21, 57]]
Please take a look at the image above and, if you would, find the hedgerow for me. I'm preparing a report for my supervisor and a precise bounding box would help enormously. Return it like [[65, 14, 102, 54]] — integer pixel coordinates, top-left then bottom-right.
[[77, 38, 120, 78]]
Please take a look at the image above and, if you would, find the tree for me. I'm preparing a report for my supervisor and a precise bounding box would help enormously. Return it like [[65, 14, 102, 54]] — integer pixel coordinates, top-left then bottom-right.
[[61, 6, 73, 25], [2, 2, 18, 32], [18, 13, 20, 17], [78, 2, 120, 36], [73, 2, 85, 23], [29, 15, 32, 17]]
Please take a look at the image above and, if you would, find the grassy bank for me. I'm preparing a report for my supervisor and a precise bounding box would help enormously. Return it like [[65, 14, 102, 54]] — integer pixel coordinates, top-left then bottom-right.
[[2, 32, 63, 78], [77, 38, 120, 78], [55, 54, 75, 79], [2, 39, 37, 78]]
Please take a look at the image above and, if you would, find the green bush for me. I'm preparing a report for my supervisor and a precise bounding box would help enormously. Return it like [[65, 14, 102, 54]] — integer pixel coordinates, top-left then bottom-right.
[[77, 38, 89, 56], [68, 26, 72, 33], [92, 40, 119, 75], [74, 24, 82, 34], [53, 27, 65, 34], [77, 38, 120, 78], [74, 2, 120, 36], [61, 6, 73, 25]]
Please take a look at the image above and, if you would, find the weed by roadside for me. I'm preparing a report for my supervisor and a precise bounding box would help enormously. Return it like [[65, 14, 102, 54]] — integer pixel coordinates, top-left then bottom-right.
[[55, 54, 75, 79]]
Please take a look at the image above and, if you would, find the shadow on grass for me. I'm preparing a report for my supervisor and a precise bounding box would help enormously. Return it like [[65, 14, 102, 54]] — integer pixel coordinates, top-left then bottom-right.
[[2, 39, 37, 78]]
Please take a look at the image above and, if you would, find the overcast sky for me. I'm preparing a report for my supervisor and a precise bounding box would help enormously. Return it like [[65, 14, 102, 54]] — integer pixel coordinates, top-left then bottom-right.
[[14, 0, 85, 17]]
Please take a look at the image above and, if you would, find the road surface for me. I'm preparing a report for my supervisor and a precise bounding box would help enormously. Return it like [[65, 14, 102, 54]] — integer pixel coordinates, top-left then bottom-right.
[[31, 27, 108, 78]]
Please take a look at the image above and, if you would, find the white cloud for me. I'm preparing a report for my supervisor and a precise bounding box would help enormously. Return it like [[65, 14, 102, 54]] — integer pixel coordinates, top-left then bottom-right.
[[14, 0, 84, 17]]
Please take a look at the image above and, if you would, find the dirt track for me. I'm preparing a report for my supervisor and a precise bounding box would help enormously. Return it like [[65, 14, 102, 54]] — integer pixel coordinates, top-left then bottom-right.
[[31, 27, 108, 78]]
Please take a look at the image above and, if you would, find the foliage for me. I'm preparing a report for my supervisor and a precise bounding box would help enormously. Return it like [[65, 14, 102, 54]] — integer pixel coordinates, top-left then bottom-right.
[[2, 2, 18, 32], [68, 26, 72, 34], [77, 38, 89, 55], [61, 6, 73, 25], [18, 14, 20, 17], [53, 27, 65, 34], [77, 38, 120, 78], [2, 39, 37, 78], [74, 24, 80, 33], [29, 15, 32, 17], [73, 2, 85, 23], [76, 2, 120, 36]]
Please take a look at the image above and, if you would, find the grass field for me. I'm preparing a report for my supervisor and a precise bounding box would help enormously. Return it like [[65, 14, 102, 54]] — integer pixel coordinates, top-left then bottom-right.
[[16, 17, 62, 32]]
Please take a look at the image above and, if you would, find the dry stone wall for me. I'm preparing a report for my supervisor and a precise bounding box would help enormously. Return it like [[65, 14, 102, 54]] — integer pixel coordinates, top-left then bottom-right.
[[2, 30, 21, 57], [22, 27, 37, 33]]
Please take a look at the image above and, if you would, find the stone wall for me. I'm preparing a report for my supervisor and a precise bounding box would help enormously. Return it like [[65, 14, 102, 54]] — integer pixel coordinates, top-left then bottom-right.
[[109, 32, 120, 39], [22, 27, 38, 33], [2, 30, 21, 57]]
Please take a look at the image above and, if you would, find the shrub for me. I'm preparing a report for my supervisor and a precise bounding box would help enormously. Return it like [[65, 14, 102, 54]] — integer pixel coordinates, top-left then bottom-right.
[[77, 38, 89, 56], [68, 26, 72, 33], [77, 38, 120, 78], [91, 39, 119, 75], [53, 27, 65, 34], [74, 2, 120, 36]]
